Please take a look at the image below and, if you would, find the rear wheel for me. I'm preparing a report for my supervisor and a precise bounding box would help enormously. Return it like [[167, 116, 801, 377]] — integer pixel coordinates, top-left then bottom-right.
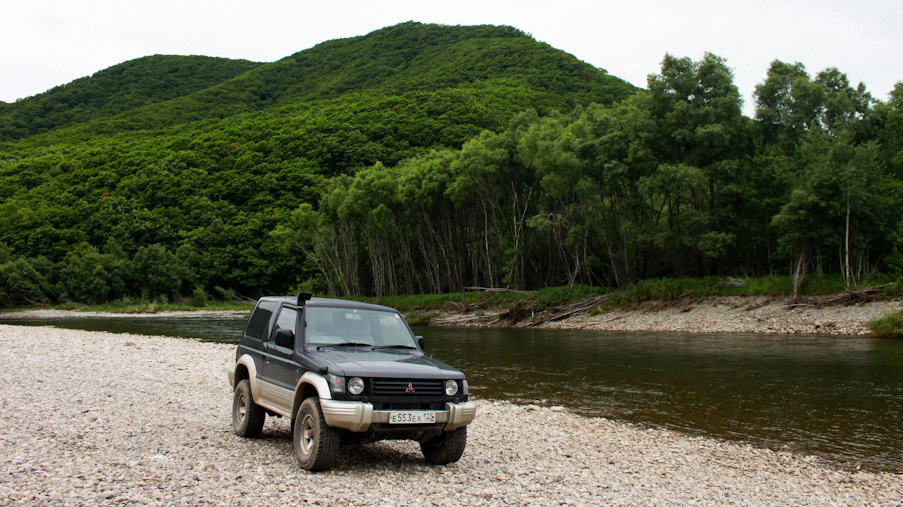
[[421, 427, 467, 465], [293, 398, 341, 471], [232, 379, 265, 438]]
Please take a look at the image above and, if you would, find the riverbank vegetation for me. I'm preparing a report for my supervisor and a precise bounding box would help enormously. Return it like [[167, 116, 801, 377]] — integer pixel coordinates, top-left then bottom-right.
[[374, 274, 900, 315], [2, 22, 902, 309], [866, 308, 903, 338], [59, 299, 251, 314]]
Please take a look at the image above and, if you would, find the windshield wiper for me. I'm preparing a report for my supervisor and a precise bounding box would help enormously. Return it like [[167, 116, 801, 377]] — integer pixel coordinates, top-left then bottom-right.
[[372, 344, 418, 350], [316, 342, 372, 350]]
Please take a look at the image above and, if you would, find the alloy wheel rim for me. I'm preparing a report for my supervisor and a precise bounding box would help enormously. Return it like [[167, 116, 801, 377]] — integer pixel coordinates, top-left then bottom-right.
[[300, 415, 315, 454], [237, 393, 247, 420]]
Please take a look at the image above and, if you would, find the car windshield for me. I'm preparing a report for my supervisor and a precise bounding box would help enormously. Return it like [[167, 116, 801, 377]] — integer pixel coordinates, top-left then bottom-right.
[[304, 307, 417, 348]]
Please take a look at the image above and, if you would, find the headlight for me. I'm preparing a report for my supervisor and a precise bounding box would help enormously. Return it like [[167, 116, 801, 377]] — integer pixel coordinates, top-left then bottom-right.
[[348, 377, 365, 395], [445, 379, 459, 396]]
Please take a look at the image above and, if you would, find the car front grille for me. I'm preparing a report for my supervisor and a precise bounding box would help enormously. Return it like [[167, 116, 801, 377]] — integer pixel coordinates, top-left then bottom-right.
[[371, 378, 444, 398]]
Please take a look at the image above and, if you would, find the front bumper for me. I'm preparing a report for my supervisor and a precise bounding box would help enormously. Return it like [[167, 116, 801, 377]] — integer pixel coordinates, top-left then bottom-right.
[[319, 400, 476, 432]]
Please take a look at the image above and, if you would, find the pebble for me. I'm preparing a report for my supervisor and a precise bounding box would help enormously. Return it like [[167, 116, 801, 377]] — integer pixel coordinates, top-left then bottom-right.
[[1, 324, 902, 506]]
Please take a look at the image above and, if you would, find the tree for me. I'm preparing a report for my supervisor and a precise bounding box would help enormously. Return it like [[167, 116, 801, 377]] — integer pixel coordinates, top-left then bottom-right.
[[629, 53, 750, 276], [0, 245, 53, 306], [758, 62, 893, 298], [131, 244, 195, 300]]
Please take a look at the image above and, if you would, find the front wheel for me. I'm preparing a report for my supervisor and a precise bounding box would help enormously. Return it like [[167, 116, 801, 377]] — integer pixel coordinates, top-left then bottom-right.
[[293, 398, 341, 471], [421, 427, 467, 465], [232, 379, 265, 438]]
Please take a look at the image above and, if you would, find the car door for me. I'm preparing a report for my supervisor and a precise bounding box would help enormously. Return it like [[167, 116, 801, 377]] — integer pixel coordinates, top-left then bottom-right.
[[260, 305, 300, 413]]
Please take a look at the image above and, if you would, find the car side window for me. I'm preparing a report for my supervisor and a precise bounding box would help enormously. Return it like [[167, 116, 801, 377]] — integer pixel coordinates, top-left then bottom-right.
[[245, 300, 277, 340], [271, 307, 298, 342]]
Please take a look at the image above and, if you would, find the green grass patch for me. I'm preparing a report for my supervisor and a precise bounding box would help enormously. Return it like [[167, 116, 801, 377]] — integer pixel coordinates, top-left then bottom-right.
[[374, 290, 538, 311], [595, 275, 900, 310], [371, 293, 483, 312], [866, 308, 903, 338], [535, 284, 611, 310], [403, 311, 440, 326], [64, 298, 252, 314]]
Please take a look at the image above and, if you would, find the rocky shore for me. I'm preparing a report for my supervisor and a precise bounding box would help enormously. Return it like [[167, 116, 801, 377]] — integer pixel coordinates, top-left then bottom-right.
[[432, 295, 903, 336], [2, 324, 902, 506]]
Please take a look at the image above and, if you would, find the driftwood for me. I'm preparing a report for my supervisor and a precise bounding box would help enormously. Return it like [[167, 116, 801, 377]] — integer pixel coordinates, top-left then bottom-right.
[[826, 284, 893, 305], [785, 284, 893, 309], [463, 287, 534, 295], [492, 300, 536, 325], [527, 293, 621, 327]]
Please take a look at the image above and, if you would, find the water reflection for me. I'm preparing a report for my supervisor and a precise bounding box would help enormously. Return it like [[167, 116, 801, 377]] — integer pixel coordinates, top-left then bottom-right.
[[418, 327, 903, 472], [0, 315, 247, 343]]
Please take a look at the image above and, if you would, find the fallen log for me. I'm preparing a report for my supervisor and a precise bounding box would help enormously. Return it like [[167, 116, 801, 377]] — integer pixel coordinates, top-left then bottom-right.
[[527, 293, 620, 327], [463, 287, 535, 295], [826, 284, 893, 305]]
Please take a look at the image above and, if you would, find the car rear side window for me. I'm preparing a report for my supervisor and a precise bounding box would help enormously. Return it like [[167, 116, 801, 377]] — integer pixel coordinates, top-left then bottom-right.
[[245, 300, 277, 340]]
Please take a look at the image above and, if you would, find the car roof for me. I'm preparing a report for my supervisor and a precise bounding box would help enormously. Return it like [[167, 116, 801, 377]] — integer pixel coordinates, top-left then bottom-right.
[[257, 296, 398, 313]]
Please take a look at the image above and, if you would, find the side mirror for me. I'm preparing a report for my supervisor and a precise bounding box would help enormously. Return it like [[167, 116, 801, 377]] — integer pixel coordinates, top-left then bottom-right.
[[416, 335, 425, 350], [274, 328, 295, 349]]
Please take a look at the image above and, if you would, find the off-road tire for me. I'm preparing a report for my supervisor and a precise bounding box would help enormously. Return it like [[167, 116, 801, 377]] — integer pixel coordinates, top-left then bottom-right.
[[232, 379, 265, 438], [293, 397, 341, 471], [420, 427, 467, 465]]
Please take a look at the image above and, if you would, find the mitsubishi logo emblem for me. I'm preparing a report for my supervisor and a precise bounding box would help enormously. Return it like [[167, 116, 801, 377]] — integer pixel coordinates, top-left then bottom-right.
[[405, 383, 415, 393]]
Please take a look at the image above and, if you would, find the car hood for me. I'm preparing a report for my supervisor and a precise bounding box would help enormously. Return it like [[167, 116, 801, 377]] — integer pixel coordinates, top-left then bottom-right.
[[309, 349, 464, 379]]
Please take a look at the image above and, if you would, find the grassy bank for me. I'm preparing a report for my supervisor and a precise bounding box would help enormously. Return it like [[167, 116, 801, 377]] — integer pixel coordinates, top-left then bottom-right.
[[362, 275, 902, 328], [372, 275, 899, 310]]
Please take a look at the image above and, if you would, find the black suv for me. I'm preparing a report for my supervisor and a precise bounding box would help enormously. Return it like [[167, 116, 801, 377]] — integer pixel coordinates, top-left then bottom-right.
[[228, 294, 476, 471]]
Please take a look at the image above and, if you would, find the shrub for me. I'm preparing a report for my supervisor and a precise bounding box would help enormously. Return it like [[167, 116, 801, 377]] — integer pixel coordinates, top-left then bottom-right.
[[866, 308, 903, 339], [190, 287, 208, 307], [404, 311, 438, 326]]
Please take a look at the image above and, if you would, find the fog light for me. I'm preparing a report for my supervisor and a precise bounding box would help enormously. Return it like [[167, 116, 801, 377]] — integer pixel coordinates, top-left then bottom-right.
[[348, 377, 365, 395], [445, 379, 459, 396]]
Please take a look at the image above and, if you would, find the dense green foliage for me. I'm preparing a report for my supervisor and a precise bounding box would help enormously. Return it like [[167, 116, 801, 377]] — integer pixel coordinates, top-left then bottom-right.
[[1, 22, 901, 307], [0, 22, 635, 306], [277, 55, 903, 301]]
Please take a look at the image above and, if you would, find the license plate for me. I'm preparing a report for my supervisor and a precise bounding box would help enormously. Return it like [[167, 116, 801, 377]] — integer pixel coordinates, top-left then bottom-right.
[[389, 411, 436, 424]]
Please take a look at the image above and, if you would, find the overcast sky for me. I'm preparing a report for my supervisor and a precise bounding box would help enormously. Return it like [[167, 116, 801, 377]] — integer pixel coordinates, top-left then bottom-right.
[[2, 0, 901, 117]]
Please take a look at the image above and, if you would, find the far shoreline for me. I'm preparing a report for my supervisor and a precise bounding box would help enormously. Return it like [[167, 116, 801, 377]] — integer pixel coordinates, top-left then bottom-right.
[[430, 295, 903, 336], [3, 294, 901, 336]]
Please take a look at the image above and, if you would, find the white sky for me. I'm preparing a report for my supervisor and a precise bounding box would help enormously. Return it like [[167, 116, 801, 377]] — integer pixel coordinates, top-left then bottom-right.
[[2, 0, 901, 117]]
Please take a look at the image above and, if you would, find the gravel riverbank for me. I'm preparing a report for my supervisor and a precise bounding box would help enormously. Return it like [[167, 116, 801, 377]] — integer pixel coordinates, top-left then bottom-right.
[[2, 325, 901, 506], [433, 296, 903, 336]]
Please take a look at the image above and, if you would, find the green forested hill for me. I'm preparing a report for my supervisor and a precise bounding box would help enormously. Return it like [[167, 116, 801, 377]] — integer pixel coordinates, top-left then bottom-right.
[[0, 55, 261, 140], [0, 22, 639, 305], [5, 22, 633, 143]]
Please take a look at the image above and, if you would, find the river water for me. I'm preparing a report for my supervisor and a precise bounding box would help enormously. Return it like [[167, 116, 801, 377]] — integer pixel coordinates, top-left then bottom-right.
[[2, 315, 901, 472]]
